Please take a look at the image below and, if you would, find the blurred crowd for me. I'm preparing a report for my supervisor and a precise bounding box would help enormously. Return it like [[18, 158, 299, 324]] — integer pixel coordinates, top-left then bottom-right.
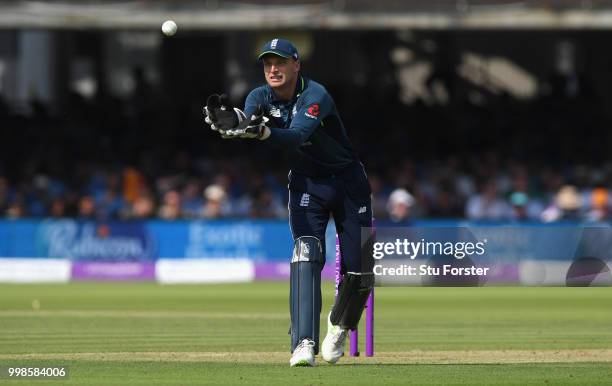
[[1, 144, 611, 222], [379, 157, 612, 223], [0, 164, 288, 221]]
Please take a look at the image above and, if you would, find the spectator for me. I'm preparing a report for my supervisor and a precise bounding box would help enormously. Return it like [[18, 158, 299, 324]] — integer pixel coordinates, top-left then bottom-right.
[[158, 190, 182, 220], [128, 191, 156, 219], [95, 173, 127, 220], [250, 188, 286, 219], [386, 188, 415, 224], [508, 192, 529, 221], [123, 167, 146, 205], [202, 184, 229, 219], [541, 185, 583, 222], [49, 198, 67, 218], [508, 192, 544, 221], [181, 179, 204, 219], [585, 187, 610, 222], [6, 195, 25, 219], [77, 196, 96, 219], [466, 180, 511, 220], [368, 174, 388, 220]]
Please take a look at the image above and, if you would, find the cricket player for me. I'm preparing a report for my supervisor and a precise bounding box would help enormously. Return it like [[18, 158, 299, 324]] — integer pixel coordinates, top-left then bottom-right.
[[204, 38, 373, 367]]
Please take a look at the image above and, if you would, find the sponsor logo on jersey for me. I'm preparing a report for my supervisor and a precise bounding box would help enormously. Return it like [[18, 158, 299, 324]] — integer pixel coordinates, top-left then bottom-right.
[[292, 105, 297, 117], [358, 206, 367, 214], [305, 103, 320, 119], [300, 193, 310, 207], [270, 107, 281, 117]]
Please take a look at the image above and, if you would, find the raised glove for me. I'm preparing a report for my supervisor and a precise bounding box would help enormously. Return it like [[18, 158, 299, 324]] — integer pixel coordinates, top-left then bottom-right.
[[203, 94, 245, 135], [225, 106, 271, 140]]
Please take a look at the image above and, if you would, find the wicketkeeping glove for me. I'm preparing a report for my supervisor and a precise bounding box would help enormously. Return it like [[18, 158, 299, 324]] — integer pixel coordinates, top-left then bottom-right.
[[203, 94, 246, 136], [224, 106, 271, 140]]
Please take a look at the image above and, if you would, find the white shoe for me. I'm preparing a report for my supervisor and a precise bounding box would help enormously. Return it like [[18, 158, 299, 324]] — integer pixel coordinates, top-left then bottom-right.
[[321, 312, 348, 364], [290, 338, 316, 367]]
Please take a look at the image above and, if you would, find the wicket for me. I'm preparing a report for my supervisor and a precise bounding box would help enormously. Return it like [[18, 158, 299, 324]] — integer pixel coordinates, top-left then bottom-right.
[[334, 234, 374, 357]]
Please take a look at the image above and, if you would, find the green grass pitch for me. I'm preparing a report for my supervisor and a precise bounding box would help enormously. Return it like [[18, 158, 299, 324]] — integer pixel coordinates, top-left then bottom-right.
[[1, 282, 611, 385]]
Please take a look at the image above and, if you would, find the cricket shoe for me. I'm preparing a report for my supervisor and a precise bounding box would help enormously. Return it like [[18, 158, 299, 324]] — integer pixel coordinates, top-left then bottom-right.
[[290, 338, 316, 367], [321, 312, 348, 364]]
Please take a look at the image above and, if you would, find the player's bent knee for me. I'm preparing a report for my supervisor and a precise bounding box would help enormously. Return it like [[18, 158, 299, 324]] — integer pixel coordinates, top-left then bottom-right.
[[292, 236, 324, 264], [330, 272, 374, 330]]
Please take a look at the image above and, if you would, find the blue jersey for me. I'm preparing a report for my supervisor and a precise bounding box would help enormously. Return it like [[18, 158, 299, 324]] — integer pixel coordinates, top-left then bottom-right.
[[244, 75, 358, 177]]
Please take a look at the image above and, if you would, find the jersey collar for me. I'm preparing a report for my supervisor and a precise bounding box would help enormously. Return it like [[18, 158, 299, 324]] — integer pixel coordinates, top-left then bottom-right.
[[268, 74, 307, 103], [294, 75, 306, 99]]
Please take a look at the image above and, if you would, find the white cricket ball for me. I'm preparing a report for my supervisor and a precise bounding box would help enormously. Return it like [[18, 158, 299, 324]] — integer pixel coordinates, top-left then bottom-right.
[[162, 20, 177, 36]]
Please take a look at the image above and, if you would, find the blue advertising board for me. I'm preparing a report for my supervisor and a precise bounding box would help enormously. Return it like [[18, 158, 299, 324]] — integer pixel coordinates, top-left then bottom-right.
[[0, 219, 294, 261], [1, 219, 611, 264]]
